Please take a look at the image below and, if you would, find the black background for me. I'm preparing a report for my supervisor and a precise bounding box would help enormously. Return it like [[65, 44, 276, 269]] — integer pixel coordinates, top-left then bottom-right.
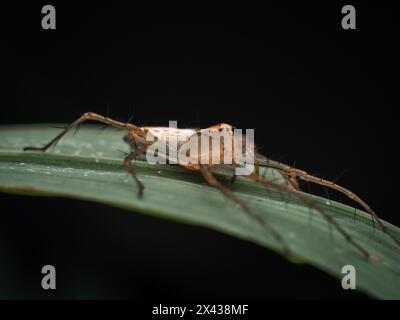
[[0, 2, 397, 299]]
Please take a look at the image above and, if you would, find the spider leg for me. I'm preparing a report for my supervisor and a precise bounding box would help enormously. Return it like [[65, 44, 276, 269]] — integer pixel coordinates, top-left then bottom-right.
[[23, 112, 137, 152], [290, 169, 400, 248], [200, 165, 290, 255], [246, 172, 376, 260], [123, 145, 147, 197]]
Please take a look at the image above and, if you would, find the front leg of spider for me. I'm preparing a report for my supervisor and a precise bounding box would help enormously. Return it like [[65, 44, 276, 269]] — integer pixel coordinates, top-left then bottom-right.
[[200, 165, 290, 256], [246, 172, 375, 260]]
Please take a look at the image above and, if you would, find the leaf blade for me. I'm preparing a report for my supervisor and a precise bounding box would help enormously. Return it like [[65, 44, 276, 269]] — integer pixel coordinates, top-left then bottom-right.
[[0, 124, 399, 299]]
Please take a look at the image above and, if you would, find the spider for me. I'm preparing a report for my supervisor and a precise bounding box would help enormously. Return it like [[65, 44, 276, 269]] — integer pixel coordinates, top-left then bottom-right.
[[23, 112, 399, 260]]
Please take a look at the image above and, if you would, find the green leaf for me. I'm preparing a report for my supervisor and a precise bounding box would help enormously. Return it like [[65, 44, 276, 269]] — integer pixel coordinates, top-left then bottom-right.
[[0, 124, 399, 299]]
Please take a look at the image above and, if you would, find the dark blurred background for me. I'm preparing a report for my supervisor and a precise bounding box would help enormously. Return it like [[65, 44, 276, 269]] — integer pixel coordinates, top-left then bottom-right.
[[0, 2, 396, 299]]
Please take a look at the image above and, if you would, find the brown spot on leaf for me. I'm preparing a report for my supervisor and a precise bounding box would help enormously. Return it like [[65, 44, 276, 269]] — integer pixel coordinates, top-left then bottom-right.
[[11, 184, 43, 193]]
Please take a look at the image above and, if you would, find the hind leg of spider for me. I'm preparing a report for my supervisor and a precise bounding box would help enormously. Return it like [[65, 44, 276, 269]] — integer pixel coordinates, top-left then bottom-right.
[[23, 112, 136, 152], [246, 172, 376, 260], [123, 146, 147, 197], [200, 165, 290, 255]]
